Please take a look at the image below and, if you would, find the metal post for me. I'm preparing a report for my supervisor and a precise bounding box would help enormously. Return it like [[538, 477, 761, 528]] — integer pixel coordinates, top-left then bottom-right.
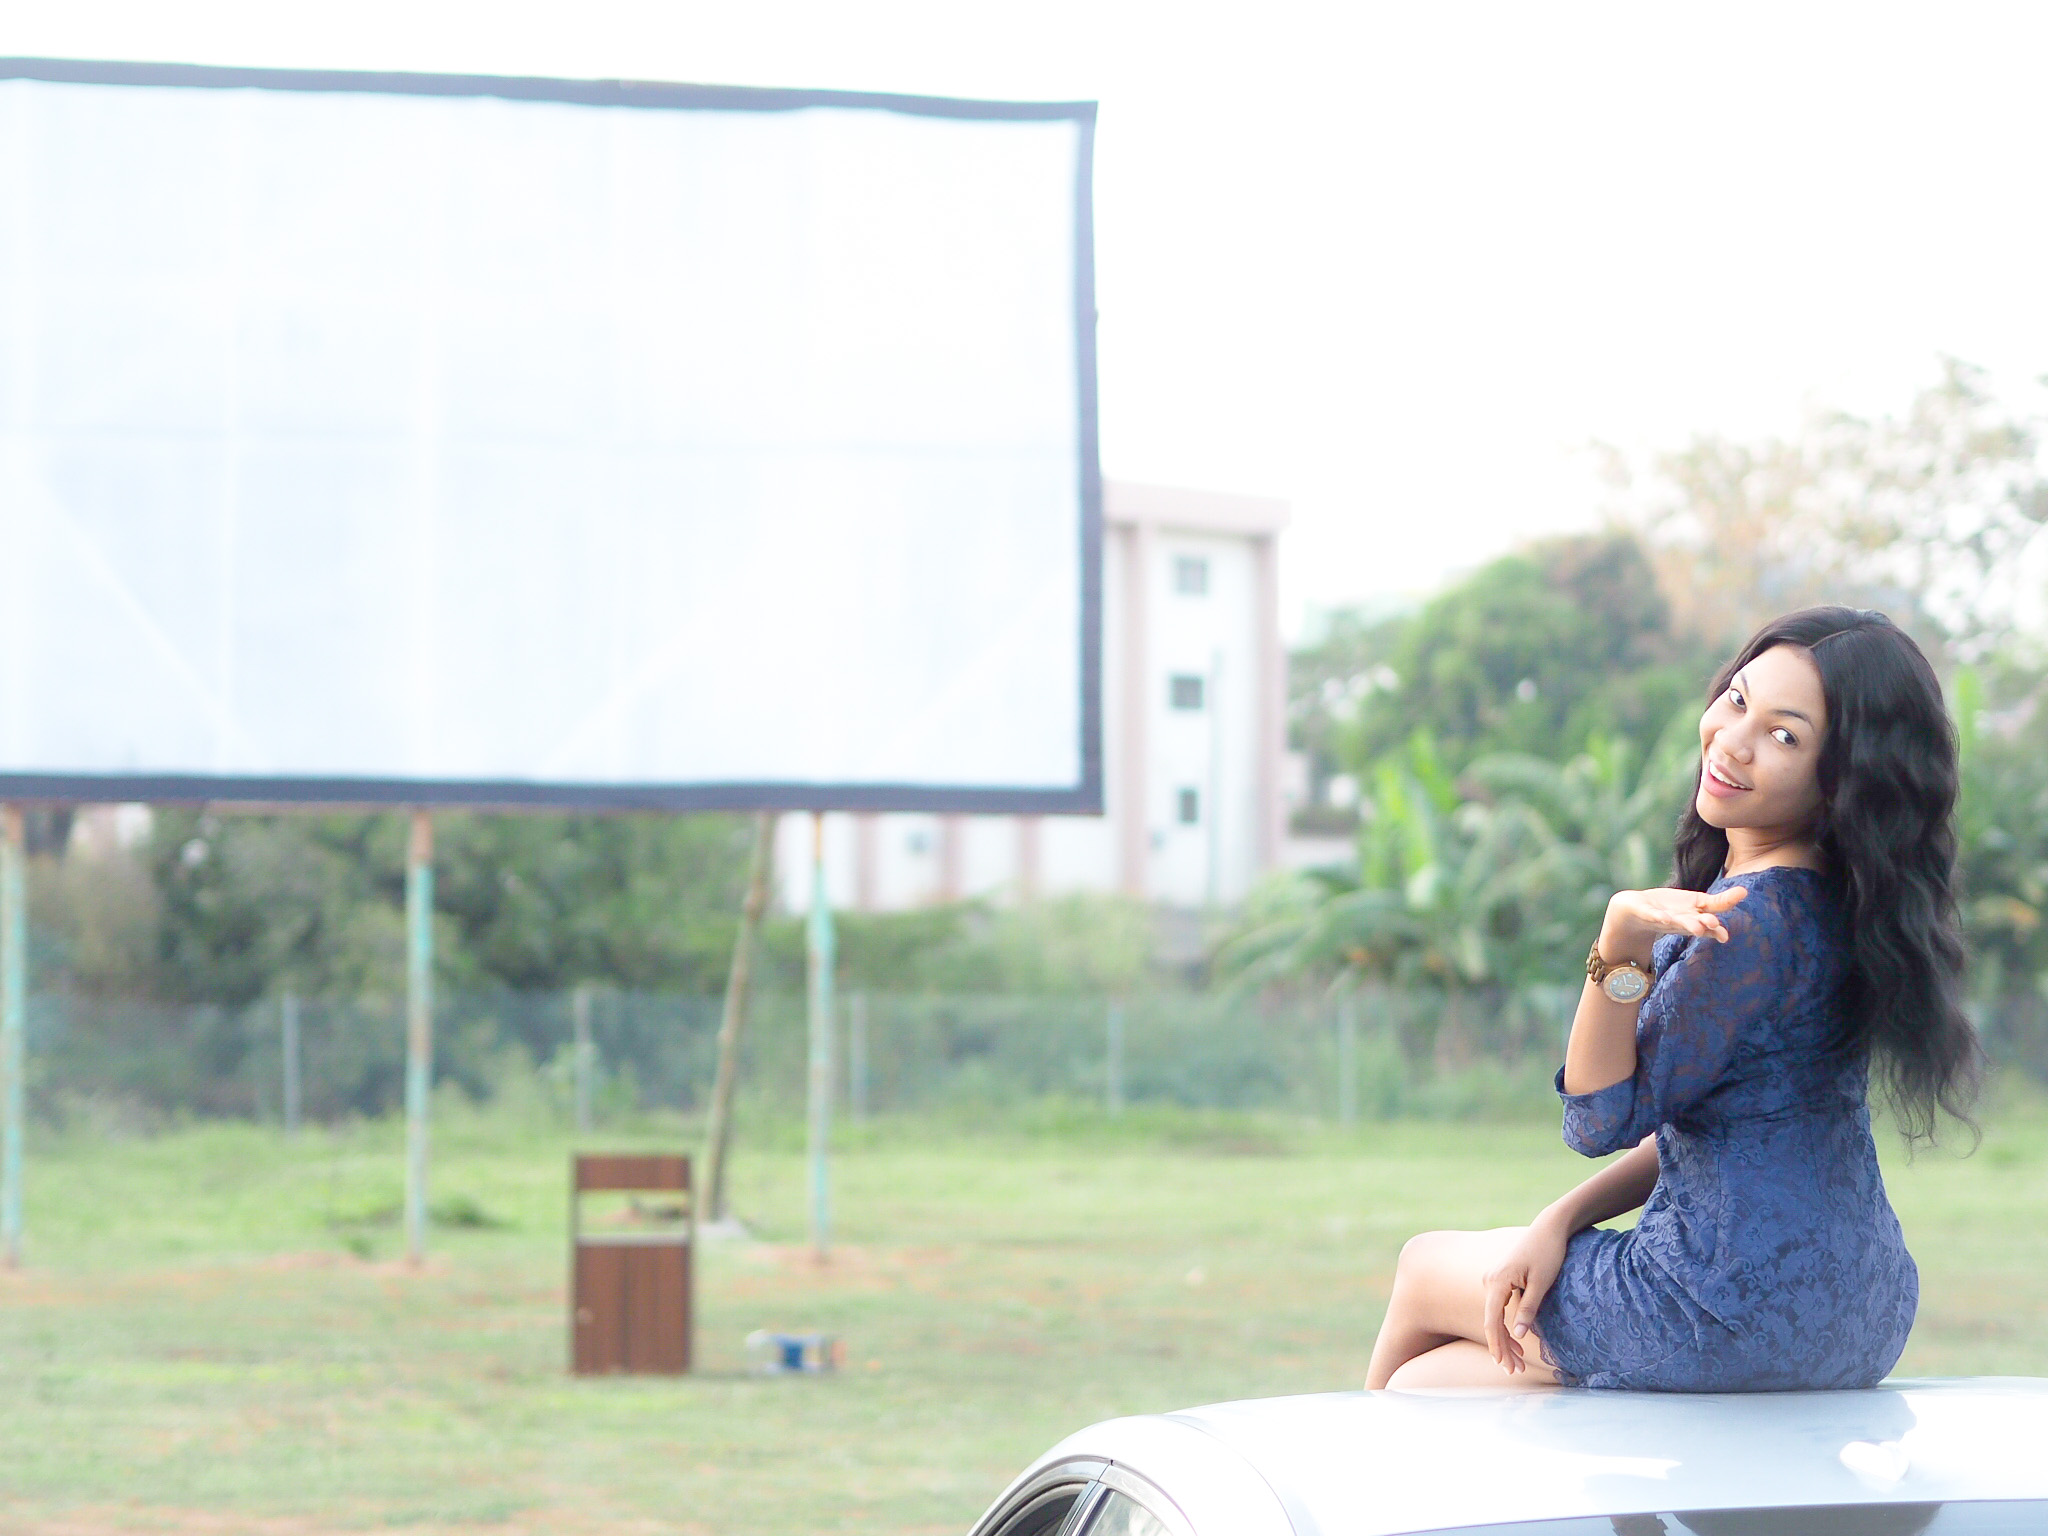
[[805, 813, 835, 1261], [404, 809, 433, 1267], [572, 983, 594, 1134], [1106, 1001, 1125, 1116], [1337, 993, 1358, 1128], [1, 806, 24, 1269], [847, 990, 868, 1122], [282, 989, 301, 1138]]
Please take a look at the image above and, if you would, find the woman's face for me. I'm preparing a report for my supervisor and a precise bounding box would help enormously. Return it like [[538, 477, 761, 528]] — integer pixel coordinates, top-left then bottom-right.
[[1696, 643, 1829, 835]]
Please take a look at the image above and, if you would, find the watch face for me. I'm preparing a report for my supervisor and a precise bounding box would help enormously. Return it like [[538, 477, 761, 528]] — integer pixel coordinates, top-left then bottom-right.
[[1603, 967, 1649, 1004]]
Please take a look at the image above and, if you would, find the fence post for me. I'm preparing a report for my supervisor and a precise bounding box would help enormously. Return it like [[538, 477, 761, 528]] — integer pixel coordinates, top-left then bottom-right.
[[1106, 1001, 1124, 1116], [847, 990, 868, 1122], [572, 983, 594, 1134], [282, 990, 301, 1137], [1336, 993, 1357, 1127]]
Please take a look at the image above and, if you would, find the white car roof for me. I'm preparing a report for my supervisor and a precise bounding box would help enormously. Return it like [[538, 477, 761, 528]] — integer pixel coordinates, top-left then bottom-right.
[[1004, 1378, 2048, 1536]]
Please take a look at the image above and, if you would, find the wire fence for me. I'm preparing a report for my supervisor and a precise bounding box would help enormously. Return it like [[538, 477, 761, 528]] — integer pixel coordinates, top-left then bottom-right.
[[22, 984, 1596, 1130], [28, 980, 2048, 1132]]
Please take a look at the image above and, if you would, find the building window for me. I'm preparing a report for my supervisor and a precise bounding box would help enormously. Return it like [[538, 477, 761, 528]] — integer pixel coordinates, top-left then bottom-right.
[[1172, 555, 1209, 595], [1169, 673, 1205, 710], [1177, 787, 1200, 825]]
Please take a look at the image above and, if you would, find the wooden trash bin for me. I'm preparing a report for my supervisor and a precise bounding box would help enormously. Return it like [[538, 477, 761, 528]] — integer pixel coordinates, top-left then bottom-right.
[[570, 1153, 694, 1374]]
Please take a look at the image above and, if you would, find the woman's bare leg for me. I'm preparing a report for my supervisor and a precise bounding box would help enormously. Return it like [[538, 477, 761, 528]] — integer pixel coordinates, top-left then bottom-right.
[[1364, 1228, 1562, 1390], [1386, 1339, 1558, 1390]]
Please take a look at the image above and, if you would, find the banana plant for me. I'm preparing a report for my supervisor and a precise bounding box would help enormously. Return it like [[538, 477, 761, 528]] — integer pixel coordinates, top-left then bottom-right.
[[1223, 731, 1568, 1063], [1952, 666, 2048, 1028], [1462, 707, 1700, 934]]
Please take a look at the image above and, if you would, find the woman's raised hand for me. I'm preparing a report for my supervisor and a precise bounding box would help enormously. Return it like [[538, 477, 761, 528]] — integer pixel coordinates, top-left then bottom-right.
[[1481, 1218, 1570, 1375], [1600, 885, 1749, 959]]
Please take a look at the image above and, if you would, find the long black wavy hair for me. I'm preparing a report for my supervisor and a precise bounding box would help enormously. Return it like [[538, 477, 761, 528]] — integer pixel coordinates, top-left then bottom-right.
[[1673, 607, 1980, 1142]]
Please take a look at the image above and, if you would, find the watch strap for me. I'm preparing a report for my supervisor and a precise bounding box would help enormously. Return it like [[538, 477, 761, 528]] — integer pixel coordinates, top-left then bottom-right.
[[1586, 941, 1651, 986]]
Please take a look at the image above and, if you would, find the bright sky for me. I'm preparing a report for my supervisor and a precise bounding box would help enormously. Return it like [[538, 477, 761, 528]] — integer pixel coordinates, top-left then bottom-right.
[[8, 1, 2048, 637]]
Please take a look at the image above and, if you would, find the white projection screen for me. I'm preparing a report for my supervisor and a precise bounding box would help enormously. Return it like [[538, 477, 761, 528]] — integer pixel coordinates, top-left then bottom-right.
[[0, 60, 1102, 813]]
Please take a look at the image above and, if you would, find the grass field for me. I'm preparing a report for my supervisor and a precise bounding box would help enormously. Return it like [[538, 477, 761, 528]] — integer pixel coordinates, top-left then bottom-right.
[[2, 1087, 2046, 1535]]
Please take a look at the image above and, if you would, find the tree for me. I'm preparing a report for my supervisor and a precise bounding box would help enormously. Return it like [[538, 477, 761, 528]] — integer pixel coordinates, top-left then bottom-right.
[[1302, 531, 1704, 779], [1463, 711, 1701, 942], [1952, 660, 2048, 1069], [433, 811, 750, 994], [1616, 358, 2048, 663], [53, 807, 752, 1009], [771, 891, 1155, 997], [1288, 602, 1406, 815], [140, 809, 407, 1008], [1224, 733, 1571, 1066]]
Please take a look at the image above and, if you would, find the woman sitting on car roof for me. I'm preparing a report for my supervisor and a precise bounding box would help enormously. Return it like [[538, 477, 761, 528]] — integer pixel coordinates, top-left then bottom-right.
[[1365, 606, 1981, 1393]]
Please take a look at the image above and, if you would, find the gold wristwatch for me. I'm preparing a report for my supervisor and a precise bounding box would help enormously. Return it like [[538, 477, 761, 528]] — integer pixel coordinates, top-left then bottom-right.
[[1586, 941, 1652, 1004]]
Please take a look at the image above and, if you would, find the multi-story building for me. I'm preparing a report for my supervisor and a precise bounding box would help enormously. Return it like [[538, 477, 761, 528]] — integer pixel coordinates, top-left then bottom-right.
[[776, 480, 1289, 911]]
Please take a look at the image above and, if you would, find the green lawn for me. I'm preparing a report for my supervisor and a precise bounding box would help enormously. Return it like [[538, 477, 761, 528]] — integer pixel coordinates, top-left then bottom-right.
[[2, 1088, 2044, 1534]]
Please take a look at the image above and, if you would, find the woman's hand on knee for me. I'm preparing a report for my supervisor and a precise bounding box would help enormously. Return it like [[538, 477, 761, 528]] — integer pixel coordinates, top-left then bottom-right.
[[1481, 1219, 1570, 1375]]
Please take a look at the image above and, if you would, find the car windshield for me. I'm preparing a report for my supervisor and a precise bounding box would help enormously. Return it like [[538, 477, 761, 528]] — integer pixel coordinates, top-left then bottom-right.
[[1442, 1503, 2048, 1536]]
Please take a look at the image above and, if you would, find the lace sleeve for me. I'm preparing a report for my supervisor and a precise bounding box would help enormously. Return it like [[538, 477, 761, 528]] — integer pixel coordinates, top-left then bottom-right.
[[1556, 889, 1790, 1156]]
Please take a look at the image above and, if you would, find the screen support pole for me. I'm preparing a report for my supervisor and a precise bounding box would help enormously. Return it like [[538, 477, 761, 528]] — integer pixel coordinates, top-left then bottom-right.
[[805, 812, 834, 1263], [1, 806, 24, 1269], [703, 810, 775, 1227], [404, 809, 434, 1268]]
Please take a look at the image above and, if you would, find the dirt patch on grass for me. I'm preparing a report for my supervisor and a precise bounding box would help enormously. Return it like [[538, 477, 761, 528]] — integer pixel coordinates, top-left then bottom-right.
[[750, 1242, 961, 1271], [255, 1251, 364, 1272], [4, 1509, 346, 1536], [1, 1505, 710, 1536]]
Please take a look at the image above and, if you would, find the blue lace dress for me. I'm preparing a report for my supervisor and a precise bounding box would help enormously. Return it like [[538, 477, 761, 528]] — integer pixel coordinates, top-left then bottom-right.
[[1535, 866, 1917, 1392]]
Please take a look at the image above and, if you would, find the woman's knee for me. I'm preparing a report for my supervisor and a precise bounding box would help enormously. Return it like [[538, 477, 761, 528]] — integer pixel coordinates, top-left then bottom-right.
[[1395, 1229, 1464, 1271], [1388, 1228, 1514, 1326], [1391, 1229, 1462, 1294]]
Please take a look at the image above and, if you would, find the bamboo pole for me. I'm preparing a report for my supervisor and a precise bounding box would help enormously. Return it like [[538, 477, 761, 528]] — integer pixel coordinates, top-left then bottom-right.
[[702, 811, 775, 1225]]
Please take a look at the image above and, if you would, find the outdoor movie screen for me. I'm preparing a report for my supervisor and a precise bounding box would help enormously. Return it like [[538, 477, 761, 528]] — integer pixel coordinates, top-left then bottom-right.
[[0, 60, 1100, 813]]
